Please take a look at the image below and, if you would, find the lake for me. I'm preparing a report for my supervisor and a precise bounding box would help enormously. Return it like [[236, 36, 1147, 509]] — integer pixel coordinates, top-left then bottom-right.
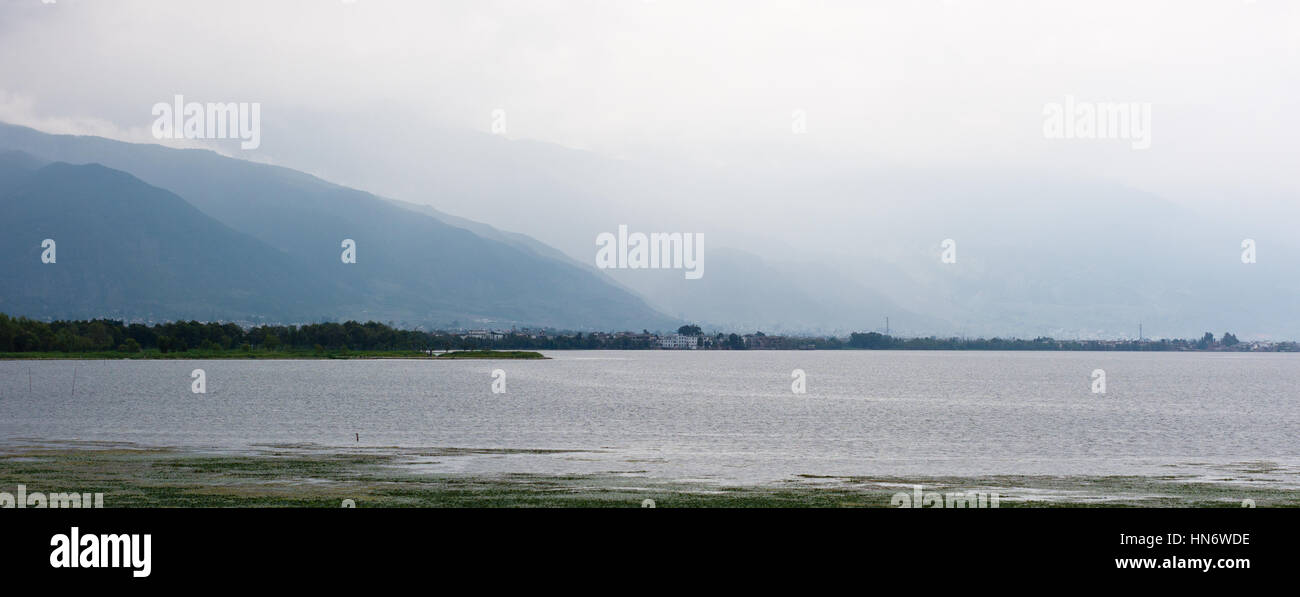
[[1, 351, 1297, 486]]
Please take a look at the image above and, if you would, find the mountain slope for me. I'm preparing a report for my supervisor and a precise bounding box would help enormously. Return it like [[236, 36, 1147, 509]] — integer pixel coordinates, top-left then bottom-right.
[[0, 158, 346, 322], [382, 197, 582, 269], [0, 149, 44, 190], [0, 122, 677, 330]]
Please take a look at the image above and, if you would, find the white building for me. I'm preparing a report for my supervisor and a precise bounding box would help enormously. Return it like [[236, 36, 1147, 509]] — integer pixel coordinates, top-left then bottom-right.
[[463, 330, 506, 341], [659, 334, 697, 349]]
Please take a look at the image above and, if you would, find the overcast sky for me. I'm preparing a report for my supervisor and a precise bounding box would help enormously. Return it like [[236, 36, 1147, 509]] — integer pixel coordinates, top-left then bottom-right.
[[2, 0, 1297, 208]]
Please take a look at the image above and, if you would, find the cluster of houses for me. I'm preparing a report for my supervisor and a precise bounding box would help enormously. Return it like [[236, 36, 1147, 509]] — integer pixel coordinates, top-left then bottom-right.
[[460, 329, 509, 341], [457, 328, 704, 348], [452, 327, 800, 351], [453, 328, 803, 350]]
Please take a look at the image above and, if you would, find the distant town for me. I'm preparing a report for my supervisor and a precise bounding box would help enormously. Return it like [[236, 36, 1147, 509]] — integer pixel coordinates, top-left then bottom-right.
[[2, 314, 1296, 354], [453, 327, 1297, 352]]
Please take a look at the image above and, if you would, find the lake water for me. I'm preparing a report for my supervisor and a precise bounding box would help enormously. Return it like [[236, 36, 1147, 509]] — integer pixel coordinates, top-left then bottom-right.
[[1, 351, 1297, 485]]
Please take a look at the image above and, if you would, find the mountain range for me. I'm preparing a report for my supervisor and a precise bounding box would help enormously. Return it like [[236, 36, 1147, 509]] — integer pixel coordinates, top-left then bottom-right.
[[0, 123, 676, 330], [226, 113, 1300, 339], [3, 120, 1298, 339]]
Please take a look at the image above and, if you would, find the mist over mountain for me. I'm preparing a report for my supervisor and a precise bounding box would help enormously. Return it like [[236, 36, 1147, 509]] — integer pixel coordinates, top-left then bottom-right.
[[217, 115, 1300, 339], [0, 124, 677, 330], [831, 175, 1300, 340], [2, 1, 1297, 340], [4, 118, 1296, 339]]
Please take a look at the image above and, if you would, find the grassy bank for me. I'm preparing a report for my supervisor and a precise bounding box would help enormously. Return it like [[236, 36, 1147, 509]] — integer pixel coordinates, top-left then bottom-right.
[[0, 349, 546, 360], [1, 445, 1294, 508]]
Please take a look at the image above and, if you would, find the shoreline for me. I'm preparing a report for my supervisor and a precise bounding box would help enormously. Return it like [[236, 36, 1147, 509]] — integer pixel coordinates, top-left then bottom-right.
[[4, 348, 1297, 361], [0, 350, 548, 361], [2, 444, 1295, 508]]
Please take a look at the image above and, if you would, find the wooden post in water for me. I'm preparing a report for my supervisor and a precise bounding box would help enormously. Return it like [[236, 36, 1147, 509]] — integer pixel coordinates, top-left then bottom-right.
[[70, 367, 76, 397]]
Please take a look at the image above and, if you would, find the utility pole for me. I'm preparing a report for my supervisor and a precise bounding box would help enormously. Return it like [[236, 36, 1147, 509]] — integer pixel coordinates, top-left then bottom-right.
[[885, 317, 890, 335]]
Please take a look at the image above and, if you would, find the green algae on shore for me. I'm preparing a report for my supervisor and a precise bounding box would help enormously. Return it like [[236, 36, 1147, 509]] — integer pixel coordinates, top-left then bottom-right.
[[1, 445, 1296, 508]]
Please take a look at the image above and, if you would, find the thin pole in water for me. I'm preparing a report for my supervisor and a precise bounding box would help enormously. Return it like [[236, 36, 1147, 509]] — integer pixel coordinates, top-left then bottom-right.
[[70, 367, 76, 397]]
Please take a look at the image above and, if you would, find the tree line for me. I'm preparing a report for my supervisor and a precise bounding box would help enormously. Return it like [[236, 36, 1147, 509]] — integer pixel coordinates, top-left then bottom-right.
[[0, 315, 685, 353], [0, 313, 1290, 354], [0, 314, 452, 353]]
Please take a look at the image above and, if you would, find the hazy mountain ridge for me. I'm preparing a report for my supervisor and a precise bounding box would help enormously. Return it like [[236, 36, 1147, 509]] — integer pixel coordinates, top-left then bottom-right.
[[0, 157, 347, 322], [239, 114, 1300, 339], [0, 123, 678, 330], [4, 119, 1296, 339]]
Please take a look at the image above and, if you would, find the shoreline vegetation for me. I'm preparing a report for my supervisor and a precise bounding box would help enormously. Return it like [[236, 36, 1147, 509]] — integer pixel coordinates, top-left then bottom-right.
[[0, 349, 546, 360], [1, 445, 1294, 508], [1, 314, 1295, 358]]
